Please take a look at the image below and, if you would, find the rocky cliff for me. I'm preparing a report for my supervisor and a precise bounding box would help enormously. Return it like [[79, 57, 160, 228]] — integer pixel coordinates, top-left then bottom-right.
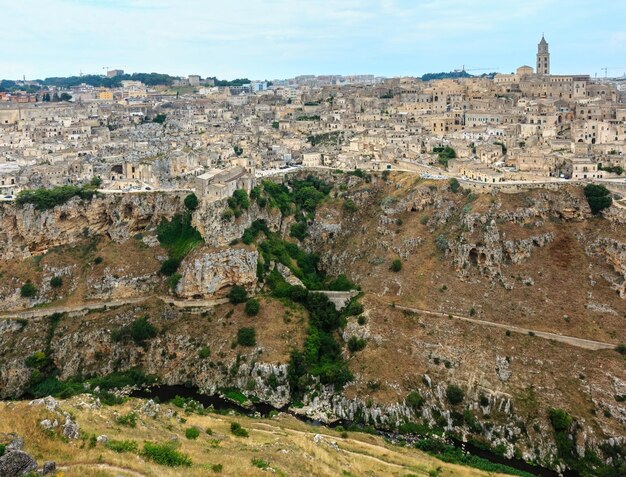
[[0, 192, 186, 261]]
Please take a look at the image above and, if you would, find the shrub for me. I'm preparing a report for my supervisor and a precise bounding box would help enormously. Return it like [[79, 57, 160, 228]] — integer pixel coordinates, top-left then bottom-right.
[[347, 336, 366, 352], [20, 282, 37, 298], [160, 258, 180, 276], [166, 273, 181, 290], [251, 458, 269, 469], [390, 258, 402, 272], [209, 463, 223, 472], [446, 385, 464, 405], [198, 346, 211, 359], [357, 315, 367, 325], [50, 276, 63, 288], [25, 351, 50, 369], [184, 193, 199, 211], [94, 256, 103, 265], [290, 222, 308, 241], [142, 442, 192, 467], [449, 178, 461, 193], [116, 412, 138, 428], [344, 300, 364, 316], [106, 439, 138, 453], [615, 343, 626, 355], [185, 427, 200, 440], [244, 298, 260, 316], [583, 184, 612, 214], [343, 199, 357, 213], [435, 235, 448, 252], [228, 285, 248, 304], [129, 317, 157, 346], [16, 184, 98, 210], [406, 391, 424, 410], [548, 408, 572, 432], [237, 327, 256, 347], [230, 422, 249, 437]]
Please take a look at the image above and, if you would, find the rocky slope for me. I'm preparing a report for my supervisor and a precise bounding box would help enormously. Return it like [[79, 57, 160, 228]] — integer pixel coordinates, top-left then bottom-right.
[[0, 174, 624, 475]]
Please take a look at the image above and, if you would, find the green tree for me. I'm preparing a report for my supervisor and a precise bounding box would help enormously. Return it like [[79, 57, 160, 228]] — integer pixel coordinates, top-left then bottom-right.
[[50, 276, 63, 288], [446, 384, 464, 405], [244, 298, 260, 316], [406, 391, 424, 411], [20, 282, 37, 298], [583, 184, 612, 214], [184, 193, 199, 211], [449, 178, 461, 193], [237, 327, 256, 346], [59, 92, 72, 101], [228, 285, 248, 304], [153, 114, 167, 124]]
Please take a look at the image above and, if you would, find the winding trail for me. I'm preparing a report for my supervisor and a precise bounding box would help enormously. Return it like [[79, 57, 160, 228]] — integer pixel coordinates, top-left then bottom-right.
[[394, 305, 616, 351], [0, 295, 228, 320]]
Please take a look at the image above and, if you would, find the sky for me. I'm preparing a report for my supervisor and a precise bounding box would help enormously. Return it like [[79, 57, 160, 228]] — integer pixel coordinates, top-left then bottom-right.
[[1, 0, 626, 81]]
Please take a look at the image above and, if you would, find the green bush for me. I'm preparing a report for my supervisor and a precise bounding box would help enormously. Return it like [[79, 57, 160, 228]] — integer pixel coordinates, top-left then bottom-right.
[[25, 351, 50, 369], [251, 458, 269, 469], [347, 336, 366, 352], [343, 199, 357, 213], [230, 422, 249, 437], [159, 258, 180, 276], [16, 184, 98, 210], [548, 408, 572, 432], [616, 343, 626, 355], [184, 193, 199, 211], [116, 412, 138, 427], [20, 282, 37, 298], [142, 442, 192, 467], [446, 385, 464, 405], [237, 327, 256, 346], [50, 276, 63, 288], [94, 256, 103, 265], [111, 317, 157, 347], [228, 285, 248, 304], [244, 298, 260, 316], [185, 427, 200, 439], [406, 391, 424, 410], [583, 184, 612, 214], [390, 258, 402, 272], [289, 221, 308, 241], [166, 273, 181, 290], [449, 178, 461, 193], [106, 439, 138, 453], [156, 214, 203, 261], [198, 346, 211, 359]]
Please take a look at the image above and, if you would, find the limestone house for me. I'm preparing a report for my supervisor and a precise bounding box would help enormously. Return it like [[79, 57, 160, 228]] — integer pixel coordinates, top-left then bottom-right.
[[569, 157, 602, 180], [195, 166, 253, 201]]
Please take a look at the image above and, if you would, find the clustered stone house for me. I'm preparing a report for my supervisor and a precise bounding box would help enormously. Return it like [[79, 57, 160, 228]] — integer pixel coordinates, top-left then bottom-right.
[[0, 36, 624, 199]]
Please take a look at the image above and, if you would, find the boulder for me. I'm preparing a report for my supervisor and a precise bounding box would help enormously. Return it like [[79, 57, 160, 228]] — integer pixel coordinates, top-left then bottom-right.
[[0, 450, 38, 477]]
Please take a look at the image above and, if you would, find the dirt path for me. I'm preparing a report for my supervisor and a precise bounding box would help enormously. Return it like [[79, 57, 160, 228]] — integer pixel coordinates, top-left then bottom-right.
[[395, 305, 616, 351], [57, 462, 148, 477], [0, 295, 228, 320]]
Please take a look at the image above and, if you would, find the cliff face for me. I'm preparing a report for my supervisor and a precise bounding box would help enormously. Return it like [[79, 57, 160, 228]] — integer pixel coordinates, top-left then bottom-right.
[[0, 192, 186, 261], [192, 198, 284, 247], [175, 246, 259, 298]]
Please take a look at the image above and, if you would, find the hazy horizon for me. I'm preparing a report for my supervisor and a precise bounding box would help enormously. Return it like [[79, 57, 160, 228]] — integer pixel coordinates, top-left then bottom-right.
[[2, 0, 626, 81]]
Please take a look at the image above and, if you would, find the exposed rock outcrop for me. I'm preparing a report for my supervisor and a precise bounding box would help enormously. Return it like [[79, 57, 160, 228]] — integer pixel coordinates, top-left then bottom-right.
[[0, 192, 186, 261], [175, 246, 258, 298]]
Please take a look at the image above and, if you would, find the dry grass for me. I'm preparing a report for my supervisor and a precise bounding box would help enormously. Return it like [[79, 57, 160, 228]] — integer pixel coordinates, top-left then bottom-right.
[[0, 397, 501, 477]]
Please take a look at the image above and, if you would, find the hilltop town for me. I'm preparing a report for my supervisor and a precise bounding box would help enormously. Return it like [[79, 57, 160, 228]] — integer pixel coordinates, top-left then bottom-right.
[[1, 36, 625, 203]]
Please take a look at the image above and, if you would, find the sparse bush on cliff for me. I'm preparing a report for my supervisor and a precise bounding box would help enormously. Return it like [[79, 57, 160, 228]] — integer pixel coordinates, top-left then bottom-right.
[[449, 178, 461, 193], [20, 282, 37, 298], [446, 384, 464, 405], [156, 214, 203, 261], [160, 258, 180, 276], [50, 276, 63, 288], [347, 336, 366, 352], [111, 316, 157, 347], [406, 391, 424, 410]]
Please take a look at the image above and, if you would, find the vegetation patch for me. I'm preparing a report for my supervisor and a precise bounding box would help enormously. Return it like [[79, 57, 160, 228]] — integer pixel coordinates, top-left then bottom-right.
[[142, 442, 192, 467]]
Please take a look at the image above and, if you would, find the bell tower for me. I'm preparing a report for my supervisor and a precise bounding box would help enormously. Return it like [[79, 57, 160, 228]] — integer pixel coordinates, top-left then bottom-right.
[[536, 34, 550, 75]]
